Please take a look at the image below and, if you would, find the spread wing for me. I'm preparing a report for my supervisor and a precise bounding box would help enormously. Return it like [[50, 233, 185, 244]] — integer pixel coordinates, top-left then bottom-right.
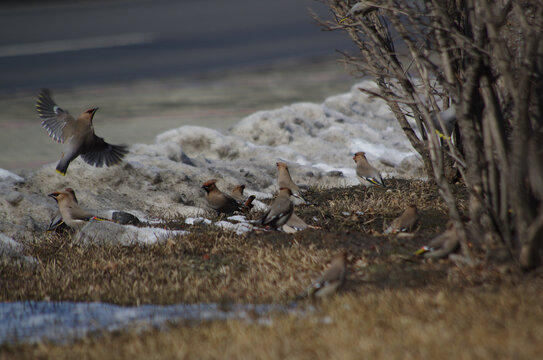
[[36, 89, 75, 143], [81, 134, 128, 167]]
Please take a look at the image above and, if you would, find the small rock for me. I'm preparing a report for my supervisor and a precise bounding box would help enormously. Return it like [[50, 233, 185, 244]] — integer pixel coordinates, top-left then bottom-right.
[[152, 173, 162, 184], [5, 191, 23, 206], [180, 152, 195, 166], [112, 211, 141, 225], [327, 170, 343, 177]]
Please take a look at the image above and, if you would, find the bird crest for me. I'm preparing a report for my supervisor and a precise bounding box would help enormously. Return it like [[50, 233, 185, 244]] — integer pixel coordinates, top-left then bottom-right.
[[202, 179, 217, 186]]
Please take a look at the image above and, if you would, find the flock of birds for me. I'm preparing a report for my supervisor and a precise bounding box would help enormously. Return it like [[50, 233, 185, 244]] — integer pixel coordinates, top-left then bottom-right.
[[37, 89, 460, 299]]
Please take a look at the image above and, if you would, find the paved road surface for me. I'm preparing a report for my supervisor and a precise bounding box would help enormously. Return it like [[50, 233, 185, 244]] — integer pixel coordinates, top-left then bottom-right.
[[0, 0, 353, 94]]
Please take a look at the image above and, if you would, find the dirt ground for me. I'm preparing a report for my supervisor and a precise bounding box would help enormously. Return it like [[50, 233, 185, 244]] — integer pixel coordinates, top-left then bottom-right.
[[2, 179, 543, 359]]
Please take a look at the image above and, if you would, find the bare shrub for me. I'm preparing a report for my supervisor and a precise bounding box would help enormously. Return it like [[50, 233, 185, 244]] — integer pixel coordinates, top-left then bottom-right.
[[314, 0, 543, 269]]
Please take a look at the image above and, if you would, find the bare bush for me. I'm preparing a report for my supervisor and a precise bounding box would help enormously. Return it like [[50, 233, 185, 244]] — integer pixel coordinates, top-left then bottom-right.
[[314, 0, 543, 269]]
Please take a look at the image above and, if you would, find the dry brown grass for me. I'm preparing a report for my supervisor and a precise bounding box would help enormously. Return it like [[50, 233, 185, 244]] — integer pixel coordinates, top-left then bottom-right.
[[2, 179, 543, 359]]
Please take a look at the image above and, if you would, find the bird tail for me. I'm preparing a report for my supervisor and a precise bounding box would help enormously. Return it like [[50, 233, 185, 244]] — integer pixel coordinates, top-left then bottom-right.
[[46, 219, 64, 232], [366, 177, 385, 187], [91, 216, 111, 222], [413, 246, 431, 256], [55, 158, 70, 175]]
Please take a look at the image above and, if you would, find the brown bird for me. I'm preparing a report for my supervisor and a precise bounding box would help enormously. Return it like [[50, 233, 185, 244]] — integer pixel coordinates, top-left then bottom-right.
[[231, 184, 247, 202], [48, 189, 95, 229], [276, 162, 306, 202], [384, 205, 419, 234], [47, 187, 78, 231], [36, 89, 128, 175], [260, 187, 294, 229], [353, 152, 385, 187], [231, 184, 256, 210], [414, 221, 460, 258], [202, 179, 245, 215], [298, 252, 347, 299]]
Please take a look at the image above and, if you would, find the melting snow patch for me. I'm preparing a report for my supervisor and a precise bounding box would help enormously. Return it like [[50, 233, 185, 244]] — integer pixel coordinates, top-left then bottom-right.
[[0, 79, 425, 245], [0, 301, 299, 345], [185, 217, 212, 225], [227, 215, 247, 222], [214, 220, 253, 235], [0, 169, 24, 182], [75, 222, 188, 245]]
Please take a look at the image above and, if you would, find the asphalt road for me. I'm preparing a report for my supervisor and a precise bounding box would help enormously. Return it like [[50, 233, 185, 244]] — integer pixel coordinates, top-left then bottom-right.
[[0, 0, 353, 94]]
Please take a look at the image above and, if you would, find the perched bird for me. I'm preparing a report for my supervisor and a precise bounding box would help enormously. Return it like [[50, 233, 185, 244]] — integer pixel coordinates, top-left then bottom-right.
[[384, 205, 419, 234], [431, 106, 457, 140], [298, 252, 347, 299], [231, 184, 256, 210], [47, 187, 78, 231], [276, 162, 306, 202], [260, 187, 294, 229], [36, 89, 128, 175], [353, 152, 385, 188], [48, 189, 95, 230], [231, 184, 247, 202], [414, 221, 460, 258], [339, 2, 377, 23], [202, 179, 248, 215]]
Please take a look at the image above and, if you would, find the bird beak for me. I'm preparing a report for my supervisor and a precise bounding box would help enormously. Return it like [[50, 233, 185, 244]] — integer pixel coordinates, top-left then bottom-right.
[[48, 192, 59, 201], [90, 107, 99, 115]]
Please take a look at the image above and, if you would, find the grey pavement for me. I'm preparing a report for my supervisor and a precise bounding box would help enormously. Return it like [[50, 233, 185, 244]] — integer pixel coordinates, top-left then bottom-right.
[[0, 0, 354, 93]]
